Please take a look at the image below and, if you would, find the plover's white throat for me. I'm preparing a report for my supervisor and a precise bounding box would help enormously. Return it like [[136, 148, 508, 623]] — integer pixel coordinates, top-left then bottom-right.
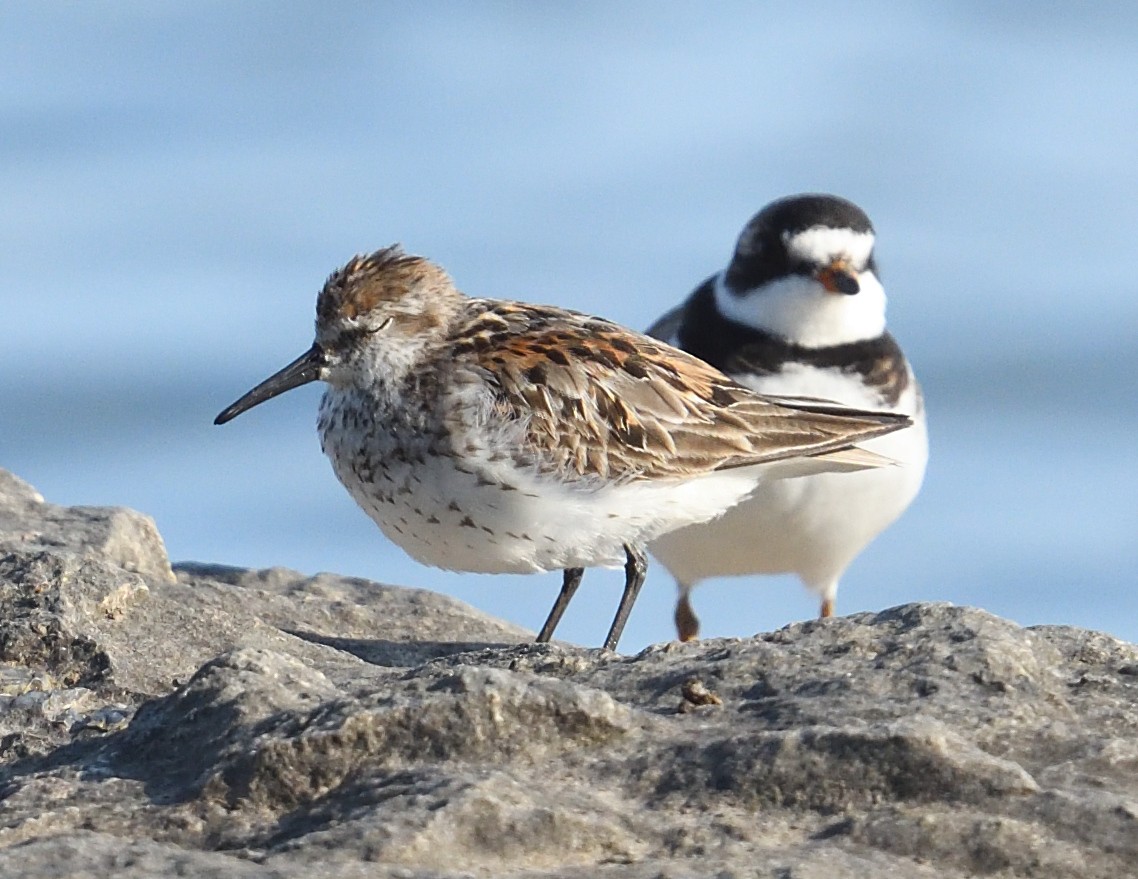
[[648, 193, 929, 640], [216, 245, 912, 650]]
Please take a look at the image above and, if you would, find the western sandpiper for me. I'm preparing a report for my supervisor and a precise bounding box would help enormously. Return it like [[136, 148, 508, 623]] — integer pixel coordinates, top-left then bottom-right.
[[217, 245, 912, 650]]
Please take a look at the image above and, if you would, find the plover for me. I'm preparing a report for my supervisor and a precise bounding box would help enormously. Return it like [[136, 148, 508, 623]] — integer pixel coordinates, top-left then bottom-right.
[[215, 245, 912, 650], [647, 194, 928, 640]]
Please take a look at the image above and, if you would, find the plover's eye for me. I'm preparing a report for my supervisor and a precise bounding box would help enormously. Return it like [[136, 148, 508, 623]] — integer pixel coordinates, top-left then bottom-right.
[[367, 316, 393, 334]]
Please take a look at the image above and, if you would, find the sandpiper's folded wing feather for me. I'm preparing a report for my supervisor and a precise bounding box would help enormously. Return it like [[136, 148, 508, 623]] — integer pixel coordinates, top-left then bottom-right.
[[448, 301, 909, 483]]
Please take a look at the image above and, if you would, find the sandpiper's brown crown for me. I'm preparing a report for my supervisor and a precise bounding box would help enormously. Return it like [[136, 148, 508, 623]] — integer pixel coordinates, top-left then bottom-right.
[[316, 245, 453, 327]]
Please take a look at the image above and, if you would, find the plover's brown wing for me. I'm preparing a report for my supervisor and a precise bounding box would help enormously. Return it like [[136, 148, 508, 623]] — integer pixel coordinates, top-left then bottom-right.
[[451, 302, 910, 483]]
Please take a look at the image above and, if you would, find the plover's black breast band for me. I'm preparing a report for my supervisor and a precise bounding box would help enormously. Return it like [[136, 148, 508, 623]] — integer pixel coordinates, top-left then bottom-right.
[[676, 278, 911, 407]]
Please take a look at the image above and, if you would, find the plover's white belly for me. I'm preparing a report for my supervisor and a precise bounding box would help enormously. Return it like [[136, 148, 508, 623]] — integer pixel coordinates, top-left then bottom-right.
[[650, 362, 928, 590], [652, 426, 926, 588], [319, 392, 767, 575]]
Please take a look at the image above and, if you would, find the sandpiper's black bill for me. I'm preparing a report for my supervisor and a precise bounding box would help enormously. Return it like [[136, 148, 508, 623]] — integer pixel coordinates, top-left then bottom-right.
[[214, 343, 324, 425]]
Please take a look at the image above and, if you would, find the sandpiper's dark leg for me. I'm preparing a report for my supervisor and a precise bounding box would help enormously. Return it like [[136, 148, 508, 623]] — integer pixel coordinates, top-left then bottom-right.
[[602, 545, 648, 652], [536, 567, 584, 642]]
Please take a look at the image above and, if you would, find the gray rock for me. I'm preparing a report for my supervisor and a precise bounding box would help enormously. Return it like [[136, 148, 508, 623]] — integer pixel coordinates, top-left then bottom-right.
[[0, 832, 293, 879], [0, 470, 173, 584], [3, 468, 1138, 877], [0, 470, 526, 760]]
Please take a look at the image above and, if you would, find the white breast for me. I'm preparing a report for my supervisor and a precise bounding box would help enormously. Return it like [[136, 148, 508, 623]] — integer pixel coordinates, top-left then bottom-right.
[[713, 272, 888, 348]]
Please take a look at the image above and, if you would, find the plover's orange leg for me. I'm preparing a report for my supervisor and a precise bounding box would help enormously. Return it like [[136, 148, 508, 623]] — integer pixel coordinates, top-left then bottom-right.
[[674, 591, 700, 642], [820, 597, 834, 618]]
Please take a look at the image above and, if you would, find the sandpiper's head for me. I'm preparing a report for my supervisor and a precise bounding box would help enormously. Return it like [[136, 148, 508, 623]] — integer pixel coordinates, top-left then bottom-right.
[[315, 247, 455, 345], [714, 194, 887, 348], [215, 246, 460, 425]]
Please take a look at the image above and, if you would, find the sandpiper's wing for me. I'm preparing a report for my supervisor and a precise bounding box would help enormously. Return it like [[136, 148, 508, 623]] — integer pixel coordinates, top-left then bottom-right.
[[447, 301, 910, 483]]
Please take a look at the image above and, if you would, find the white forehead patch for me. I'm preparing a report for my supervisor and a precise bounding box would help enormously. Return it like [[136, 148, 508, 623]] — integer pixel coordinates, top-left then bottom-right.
[[785, 227, 875, 269]]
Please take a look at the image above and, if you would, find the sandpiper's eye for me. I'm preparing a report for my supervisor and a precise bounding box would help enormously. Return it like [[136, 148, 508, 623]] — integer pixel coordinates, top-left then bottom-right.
[[368, 316, 393, 334]]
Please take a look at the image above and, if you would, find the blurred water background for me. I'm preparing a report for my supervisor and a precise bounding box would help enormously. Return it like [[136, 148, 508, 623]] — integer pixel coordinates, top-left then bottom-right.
[[3, 2, 1136, 652]]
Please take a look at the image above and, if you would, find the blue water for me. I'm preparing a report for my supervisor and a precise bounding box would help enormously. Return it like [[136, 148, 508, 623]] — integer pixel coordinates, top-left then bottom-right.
[[3, 3, 1136, 652]]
